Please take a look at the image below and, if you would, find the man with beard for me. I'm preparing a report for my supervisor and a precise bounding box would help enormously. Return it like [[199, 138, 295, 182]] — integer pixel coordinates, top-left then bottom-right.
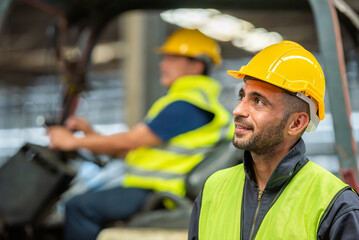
[[188, 41, 359, 240]]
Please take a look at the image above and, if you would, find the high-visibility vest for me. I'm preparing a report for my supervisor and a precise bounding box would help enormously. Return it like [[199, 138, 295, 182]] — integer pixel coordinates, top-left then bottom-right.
[[199, 161, 350, 239], [122, 75, 234, 196]]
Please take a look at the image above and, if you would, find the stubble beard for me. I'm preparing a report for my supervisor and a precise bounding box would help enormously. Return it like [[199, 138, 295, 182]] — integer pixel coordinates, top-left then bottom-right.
[[232, 117, 287, 155]]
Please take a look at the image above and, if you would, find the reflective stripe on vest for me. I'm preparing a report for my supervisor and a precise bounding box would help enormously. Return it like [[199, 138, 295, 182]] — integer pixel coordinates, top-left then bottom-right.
[[199, 161, 349, 239], [123, 75, 234, 196]]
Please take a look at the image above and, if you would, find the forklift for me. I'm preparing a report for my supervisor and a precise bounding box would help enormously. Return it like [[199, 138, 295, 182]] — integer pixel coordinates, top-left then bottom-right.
[[0, 0, 358, 239]]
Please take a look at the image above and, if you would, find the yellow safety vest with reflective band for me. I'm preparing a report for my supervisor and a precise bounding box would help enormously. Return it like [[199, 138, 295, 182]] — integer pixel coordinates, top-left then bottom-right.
[[123, 75, 234, 196], [199, 161, 350, 239]]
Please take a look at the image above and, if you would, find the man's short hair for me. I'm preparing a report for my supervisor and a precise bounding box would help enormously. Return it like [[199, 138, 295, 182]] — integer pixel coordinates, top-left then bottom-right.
[[188, 56, 212, 76]]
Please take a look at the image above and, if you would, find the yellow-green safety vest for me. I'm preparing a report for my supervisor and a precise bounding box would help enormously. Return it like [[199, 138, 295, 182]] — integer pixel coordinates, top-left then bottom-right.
[[199, 161, 350, 239], [122, 75, 234, 196]]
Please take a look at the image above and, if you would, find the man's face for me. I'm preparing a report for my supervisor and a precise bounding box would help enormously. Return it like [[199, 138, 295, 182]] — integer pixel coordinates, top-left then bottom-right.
[[160, 55, 196, 88], [232, 79, 289, 155]]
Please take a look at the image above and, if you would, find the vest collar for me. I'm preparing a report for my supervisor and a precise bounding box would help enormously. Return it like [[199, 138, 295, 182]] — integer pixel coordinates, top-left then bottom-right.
[[243, 138, 307, 191]]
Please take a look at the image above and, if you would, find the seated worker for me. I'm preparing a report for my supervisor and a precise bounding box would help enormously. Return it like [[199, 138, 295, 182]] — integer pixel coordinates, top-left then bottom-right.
[[188, 41, 359, 240], [47, 28, 234, 240]]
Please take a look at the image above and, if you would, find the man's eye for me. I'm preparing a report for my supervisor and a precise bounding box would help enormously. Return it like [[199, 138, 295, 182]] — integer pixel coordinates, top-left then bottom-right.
[[255, 98, 264, 105]]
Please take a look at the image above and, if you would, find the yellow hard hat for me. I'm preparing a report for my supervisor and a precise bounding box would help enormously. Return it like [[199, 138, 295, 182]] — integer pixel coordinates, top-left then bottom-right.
[[227, 40, 325, 131], [157, 28, 222, 65]]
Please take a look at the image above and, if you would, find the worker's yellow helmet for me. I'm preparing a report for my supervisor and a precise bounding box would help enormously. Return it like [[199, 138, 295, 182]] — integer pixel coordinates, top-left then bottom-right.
[[227, 40, 326, 132], [157, 28, 222, 65]]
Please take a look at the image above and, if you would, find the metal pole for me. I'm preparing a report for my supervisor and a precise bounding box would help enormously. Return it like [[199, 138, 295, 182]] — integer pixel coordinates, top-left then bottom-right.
[[0, 0, 14, 34], [309, 0, 359, 190], [122, 10, 165, 127]]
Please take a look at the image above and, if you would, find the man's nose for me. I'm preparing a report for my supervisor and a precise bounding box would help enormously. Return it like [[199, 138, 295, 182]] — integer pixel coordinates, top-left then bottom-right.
[[233, 100, 249, 118]]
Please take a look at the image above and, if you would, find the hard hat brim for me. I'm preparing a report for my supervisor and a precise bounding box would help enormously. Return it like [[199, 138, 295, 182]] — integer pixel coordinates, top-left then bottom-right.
[[227, 69, 325, 121], [227, 70, 245, 79]]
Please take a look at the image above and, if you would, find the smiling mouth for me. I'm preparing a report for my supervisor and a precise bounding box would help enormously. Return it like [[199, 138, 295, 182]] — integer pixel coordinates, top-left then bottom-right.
[[235, 123, 253, 134]]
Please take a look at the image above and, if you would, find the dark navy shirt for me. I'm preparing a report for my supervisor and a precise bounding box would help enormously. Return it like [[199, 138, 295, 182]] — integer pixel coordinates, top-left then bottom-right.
[[188, 139, 359, 240], [146, 101, 214, 141]]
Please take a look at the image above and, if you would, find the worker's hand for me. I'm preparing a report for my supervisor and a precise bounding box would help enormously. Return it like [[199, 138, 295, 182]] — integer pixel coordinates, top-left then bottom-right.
[[65, 116, 96, 135], [47, 126, 78, 151]]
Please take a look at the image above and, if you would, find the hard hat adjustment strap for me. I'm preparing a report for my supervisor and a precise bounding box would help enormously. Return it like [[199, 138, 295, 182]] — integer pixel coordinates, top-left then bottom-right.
[[295, 92, 320, 132]]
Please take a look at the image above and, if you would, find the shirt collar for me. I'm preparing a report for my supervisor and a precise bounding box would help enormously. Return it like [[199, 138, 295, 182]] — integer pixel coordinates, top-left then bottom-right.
[[243, 138, 308, 190]]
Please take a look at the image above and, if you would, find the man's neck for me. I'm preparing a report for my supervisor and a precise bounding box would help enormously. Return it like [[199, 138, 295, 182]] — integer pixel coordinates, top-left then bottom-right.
[[251, 144, 293, 191]]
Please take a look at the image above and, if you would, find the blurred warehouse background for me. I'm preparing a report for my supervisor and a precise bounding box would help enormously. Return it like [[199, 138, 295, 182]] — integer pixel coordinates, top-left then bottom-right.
[[1, 0, 359, 239], [1, 1, 359, 174]]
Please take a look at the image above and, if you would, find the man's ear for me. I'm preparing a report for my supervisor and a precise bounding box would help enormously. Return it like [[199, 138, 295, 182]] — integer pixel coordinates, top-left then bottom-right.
[[287, 112, 310, 136], [190, 60, 206, 75]]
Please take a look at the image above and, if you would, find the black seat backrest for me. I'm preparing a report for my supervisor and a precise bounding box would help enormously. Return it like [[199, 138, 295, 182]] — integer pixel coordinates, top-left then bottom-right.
[[185, 140, 243, 200]]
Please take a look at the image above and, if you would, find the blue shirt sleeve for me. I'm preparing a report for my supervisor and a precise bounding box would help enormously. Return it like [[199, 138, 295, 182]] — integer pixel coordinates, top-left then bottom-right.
[[146, 101, 214, 141]]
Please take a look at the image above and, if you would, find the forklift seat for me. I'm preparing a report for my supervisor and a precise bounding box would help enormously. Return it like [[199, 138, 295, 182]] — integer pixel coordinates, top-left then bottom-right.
[[125, 140, 243, 229]]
